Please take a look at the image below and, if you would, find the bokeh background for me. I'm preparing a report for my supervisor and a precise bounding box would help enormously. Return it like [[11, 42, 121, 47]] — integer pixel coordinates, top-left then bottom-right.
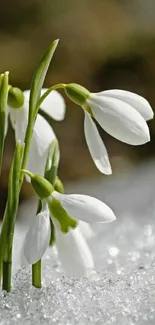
[[1, 0, 155, 216]]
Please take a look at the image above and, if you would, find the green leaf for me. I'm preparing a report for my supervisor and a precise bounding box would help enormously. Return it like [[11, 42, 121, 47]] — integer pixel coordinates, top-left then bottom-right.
[[0, 72, 9, 175], [29, 39, 59, 121], [0, 72, 9, 113], [7, 141, 25, 216], [0, 141, 24, 283]]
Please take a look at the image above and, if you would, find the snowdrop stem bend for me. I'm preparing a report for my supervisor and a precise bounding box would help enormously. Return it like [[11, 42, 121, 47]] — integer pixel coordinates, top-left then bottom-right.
[[36, 83, 66, 111]]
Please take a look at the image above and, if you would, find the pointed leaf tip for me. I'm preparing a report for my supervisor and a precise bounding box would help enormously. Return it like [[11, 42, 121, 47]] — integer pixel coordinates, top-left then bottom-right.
[[29, 39, 59, 120]]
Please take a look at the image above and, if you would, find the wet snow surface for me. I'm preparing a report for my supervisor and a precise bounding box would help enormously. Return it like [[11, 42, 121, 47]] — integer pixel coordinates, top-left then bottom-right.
[[1, 160, 155, 324]]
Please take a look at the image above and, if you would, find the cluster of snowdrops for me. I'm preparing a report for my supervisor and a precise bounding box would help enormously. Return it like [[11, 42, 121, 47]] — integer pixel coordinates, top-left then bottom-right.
[[0, 40, 153, 292]]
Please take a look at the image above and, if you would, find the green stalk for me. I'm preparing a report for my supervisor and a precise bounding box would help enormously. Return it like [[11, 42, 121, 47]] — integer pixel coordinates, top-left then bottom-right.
[[0, 41, 62, 290], [32, 199, 42, 288], [2, 261, 11, 292], [32, 140, 59, 288], [36, 83, 65, 110], [0, 72, 9, 176], [0, 142, 24, 291], [32, 260, 42, 288]]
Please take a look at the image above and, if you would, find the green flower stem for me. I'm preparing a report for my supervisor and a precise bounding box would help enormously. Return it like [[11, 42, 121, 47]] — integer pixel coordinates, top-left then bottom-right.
[[32, 199, 42, 288], [2, 261, 11, 292], [0, 80, 62, 288], [0, 72, 9, 177], [0, 142, 24, 291], [19, 126, 33, 186], [0, 42, 62, 291], [36, 84, 66, 110], [0, 211, 8, 283], [32, 260, 42, 288], [32, 140, 59, 288]]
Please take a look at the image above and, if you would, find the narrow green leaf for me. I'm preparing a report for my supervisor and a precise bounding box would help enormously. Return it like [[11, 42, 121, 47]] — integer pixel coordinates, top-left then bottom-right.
[[0, 72, 9, 175], [0, 141, 25, 284], [0, 72, 9, 113], [29, 39, 59, 121]]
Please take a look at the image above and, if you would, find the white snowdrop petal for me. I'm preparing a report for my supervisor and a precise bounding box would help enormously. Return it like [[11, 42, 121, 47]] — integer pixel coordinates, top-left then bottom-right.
[[9, 100, 29, 142], [12, 222, 30, 269], [100, 89, 153, 121], [55, 227, 94, 276], [23, 90, 30, 101], [52, 191, 116, 223], [26, 114, 56, 180], [84, 111, 112, 174], [40, 89, 66, 121], [23, 210, 51, 264], [87, 95, 150, 145], [79, 221, 94, 240], [5, 108, 10, 137], [24, 88, 66, 121], [10, 102, 56, 180]]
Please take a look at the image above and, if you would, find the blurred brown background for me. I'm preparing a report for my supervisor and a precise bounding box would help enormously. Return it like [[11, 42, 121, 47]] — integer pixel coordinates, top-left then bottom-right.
[[1, 0, 155, 214]]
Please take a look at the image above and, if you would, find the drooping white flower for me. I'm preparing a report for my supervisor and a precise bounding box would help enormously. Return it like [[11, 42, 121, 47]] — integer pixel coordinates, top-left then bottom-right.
[[54, 226, 94, 276], [84, 90, 153, 174], [65, 84, 153, 175], [7, 89, 65, 178], [17, 197, 95, 240], [51, 191, 116, 223], [22, 192, 116, 275], [23, 209, 51, 265], [24, 89, 66, 121]]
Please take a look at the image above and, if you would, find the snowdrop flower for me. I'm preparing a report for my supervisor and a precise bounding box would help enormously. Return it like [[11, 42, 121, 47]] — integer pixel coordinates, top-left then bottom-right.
[[7, 88, 65, 178], [17, 197, 95, 240], [23, 192, 116, 276], [65, 84, 154, 175]]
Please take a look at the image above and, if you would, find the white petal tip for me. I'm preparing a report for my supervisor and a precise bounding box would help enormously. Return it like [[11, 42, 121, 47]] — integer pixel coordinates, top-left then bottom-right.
[[111, 213, 116, 222], [134, 129, 150, 146], [99, 166, 112, 175], [84, 112, 112, 175], [105, 212, 116, 223], [147, 109, 154, 121]]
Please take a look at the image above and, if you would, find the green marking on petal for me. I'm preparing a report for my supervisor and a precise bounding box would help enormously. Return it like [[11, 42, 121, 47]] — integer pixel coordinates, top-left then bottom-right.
[[49, 219, 55, 246], [54, 177, 64, 194], [83, 102, 94, 117], [48, 198, 77, 233], [21, 170, 54, 200]]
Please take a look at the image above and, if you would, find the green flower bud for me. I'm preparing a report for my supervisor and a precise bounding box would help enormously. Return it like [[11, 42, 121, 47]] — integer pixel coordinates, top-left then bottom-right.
[[54, 177, 64, 194], [21, 170, 54, 199], [48, 198, 77, 233], [31, 175, 54, 199], [65, 83, 89, 106], [8, 87, 24, 109]]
